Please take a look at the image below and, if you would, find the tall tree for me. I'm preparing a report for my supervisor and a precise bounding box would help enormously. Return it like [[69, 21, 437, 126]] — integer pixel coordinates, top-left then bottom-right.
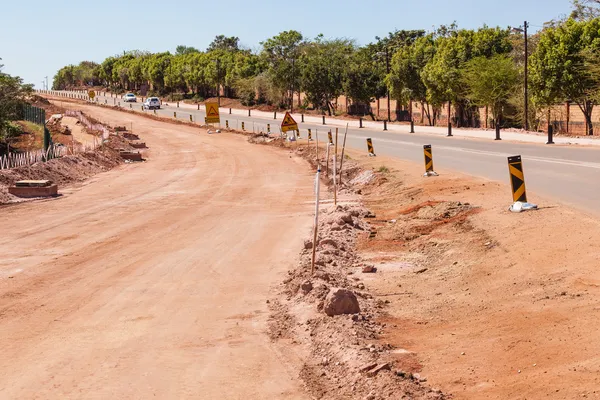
[[387, 35, 437, 124], [175, 45, 200, 55], [260, 30, 304, 107], [530, 18, 600, 135], [207, 35, 240, 52], [299, 36, 354, 115], [461, 55, 519, 124], [421, 26, 512, 126], [1, 62, 33, 145], [571, 0, 600, 19]]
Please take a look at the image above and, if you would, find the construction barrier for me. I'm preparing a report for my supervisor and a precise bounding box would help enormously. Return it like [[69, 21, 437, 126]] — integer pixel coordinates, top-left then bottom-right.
[[367, 138, 376, 157], [308, 129, 312, 141], [508, 155, 537, 212], [423, 145, 438, 176]]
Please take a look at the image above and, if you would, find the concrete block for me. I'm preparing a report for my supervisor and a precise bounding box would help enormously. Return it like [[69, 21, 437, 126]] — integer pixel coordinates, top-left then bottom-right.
[[9, 184, 58, 198]]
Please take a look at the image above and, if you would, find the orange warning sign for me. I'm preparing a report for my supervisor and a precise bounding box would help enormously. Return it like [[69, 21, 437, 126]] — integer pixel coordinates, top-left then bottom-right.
[[281, 112, 298, 133], [205, 102, 220, 123]]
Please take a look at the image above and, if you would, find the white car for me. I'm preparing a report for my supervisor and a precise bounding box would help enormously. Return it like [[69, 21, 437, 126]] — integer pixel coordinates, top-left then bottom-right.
[[123, 93, 137, 102], [143, 97, 161, 110]]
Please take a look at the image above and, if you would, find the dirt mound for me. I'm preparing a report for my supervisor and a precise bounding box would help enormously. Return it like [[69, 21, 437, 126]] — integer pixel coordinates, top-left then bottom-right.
[[269, 201, 446, 399], [0, 135, 125, 204]]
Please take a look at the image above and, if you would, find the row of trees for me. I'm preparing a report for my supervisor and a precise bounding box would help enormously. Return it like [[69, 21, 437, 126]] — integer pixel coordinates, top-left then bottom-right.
[[53, 1, 600, 134]]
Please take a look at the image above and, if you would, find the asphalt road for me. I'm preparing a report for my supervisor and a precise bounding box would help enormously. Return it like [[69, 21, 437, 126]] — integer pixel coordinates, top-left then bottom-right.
[[56, 91, 600, 215]]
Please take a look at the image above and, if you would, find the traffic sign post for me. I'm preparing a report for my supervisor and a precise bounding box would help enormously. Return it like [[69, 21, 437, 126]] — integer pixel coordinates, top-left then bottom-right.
[[88, 90, 95, 100], [281, 112, 298, 133], [205, 102, 220, 124]]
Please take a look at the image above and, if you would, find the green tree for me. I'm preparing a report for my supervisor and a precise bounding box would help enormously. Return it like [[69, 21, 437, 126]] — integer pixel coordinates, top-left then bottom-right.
[[530, 18, 600, 135], [175, 45, 200, 55], [260, 30, 304, 107], [571, 0, 600, 19], [0, 62, 33, 147], [207, 35, 240, 52], [299, 36, 354, 115], [421, 26, 512, 127], [387, 35, 437, 124], [461, 55, 519, 125], [343, 46, 383, 118]]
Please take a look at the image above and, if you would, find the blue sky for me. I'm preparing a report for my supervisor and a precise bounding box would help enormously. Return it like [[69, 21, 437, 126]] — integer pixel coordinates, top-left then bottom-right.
[[0, 0, 572, 88]]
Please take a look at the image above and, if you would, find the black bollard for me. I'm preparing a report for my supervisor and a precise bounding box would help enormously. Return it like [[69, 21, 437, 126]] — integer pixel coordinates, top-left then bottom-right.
[[410, 120, 415, 133], [301, 113, 304, 123], [274, 111, 277, 119], [248, 109, 251, 117], [447, 122, 453, 137], [359, 117, 363, 128], [322, 115, 326, 125], [546, 125, 554, 144], [495, 123, 501, 140], [383, 120, 387, 131]]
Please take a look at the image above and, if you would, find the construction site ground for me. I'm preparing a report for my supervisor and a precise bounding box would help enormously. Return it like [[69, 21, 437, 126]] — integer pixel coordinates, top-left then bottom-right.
[[1, 100, 599, 399]]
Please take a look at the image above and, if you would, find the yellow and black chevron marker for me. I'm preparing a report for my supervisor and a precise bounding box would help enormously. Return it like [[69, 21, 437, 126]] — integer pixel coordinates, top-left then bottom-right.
[[367, 138, 376, 157], [189, 115, 193, 122], [242, 122, 245, 131], [423, 145, 438, 176], [267, 123, 270, 133], [508, 155, 538, 212], [226, 120, 229, 129], [328, 131, 333, 145], [174, 111, 177, 118], [308, 129, 312, 141]]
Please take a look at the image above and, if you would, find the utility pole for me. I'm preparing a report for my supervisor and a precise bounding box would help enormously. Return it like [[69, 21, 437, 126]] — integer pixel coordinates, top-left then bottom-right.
[[216, 59, 221, 106], [524, 21, 529, 131], [290, 58, 295, 113], [386, 46, 391, 122], [44, 76, 48, 90]]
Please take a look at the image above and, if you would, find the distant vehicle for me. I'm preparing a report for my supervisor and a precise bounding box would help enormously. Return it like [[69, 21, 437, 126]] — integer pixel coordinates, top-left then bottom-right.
[[123, 93, 137, 102], [143, 97, 161, 110]]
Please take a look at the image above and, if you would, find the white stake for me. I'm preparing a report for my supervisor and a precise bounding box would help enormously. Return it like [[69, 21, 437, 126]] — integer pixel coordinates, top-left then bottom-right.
[[333, 153, 337, 206], [311, 167, 321, 275]]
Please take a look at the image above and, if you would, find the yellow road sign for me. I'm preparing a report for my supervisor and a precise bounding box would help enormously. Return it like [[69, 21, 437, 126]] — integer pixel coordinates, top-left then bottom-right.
[[205, 102, 220, 123], [281, 112, 298, 133], [88, 90, 95, 99]]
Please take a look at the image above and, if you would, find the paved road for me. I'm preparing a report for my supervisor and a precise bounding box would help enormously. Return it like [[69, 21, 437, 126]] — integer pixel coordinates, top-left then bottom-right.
[[0, 105, 312, 399], [51, 91, 600, 215]]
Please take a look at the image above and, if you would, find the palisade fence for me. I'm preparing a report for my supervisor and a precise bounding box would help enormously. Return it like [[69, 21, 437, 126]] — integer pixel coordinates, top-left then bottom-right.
[[0, 145, 68, 170]]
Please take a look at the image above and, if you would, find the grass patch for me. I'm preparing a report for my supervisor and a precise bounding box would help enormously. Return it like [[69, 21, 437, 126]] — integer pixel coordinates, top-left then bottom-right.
[[377, 165, 390, 173]]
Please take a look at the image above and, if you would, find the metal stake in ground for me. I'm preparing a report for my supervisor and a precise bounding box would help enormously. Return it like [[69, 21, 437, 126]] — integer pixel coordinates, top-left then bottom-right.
[[333, 153, 337, 206], [339, 123, 349, 184], [326, 143, 331, 175], [507, 155, 538, 212], [423, 145, 438, 176]]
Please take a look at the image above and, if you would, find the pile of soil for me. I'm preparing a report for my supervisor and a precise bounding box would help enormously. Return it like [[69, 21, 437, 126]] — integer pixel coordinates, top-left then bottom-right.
[[253, 140, 447, 399], [0, 141, 123, 204]]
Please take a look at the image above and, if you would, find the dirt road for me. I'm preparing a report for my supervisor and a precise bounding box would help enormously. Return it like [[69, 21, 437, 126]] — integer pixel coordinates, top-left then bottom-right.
[[0, 105, 313, 399]]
